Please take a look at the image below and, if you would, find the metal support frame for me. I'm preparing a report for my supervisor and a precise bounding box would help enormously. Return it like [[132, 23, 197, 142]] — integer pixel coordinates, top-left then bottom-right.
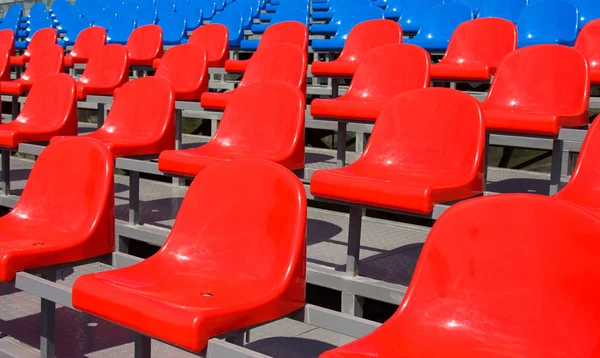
[[10, 96, 18, 119], [342, 206, 366, 317], [173, 109, 186, 186], [549, 137, 564, 195], [97, 102, 106, 128], [129, 171, 140, 225], [134, 335, 151, 358], [336, 121, 347, 166], [1, 150, 9, 196], [40, 272, 55, 358]]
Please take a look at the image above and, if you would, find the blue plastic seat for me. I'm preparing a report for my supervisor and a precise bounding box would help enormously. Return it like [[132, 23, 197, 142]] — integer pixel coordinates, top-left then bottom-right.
[[312, 0, 371, 21], [156, 0, 176, 17], [574, 0, 600, 27], [157, 12, 187, 44], [517, 0, 578, 47], [117, 2, 138, 15], [478, 0, 526, 23], [93, 10, 118, 30], [194, 0, 215, 20], [0, 3, 23, 24], [23, 2, 49, 23], [173, 0, 189, 11], [225, 0, 253, 29], [405, 3, 473, 52], [106, 16, 136, 44], [182, 3, 203, 30], [397, 0, 443, 32], [212, 10, 244, 46], [312, 6, 384, 51], [17, 15, 54, 42], [215, 0, 225, 11], [136, 0, 155, 7], [312, 0, 330, 11], [58, 18, 92, 47], [444, 0, 482, 16], [260, 0, 307, 21], [251, 8, 307, 33], [382, 0, 408, 19], [137, 6, 158, 26]]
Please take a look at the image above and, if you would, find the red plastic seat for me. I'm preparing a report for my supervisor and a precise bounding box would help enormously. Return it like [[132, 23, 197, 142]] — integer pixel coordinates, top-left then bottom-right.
[[0, 44, 64, 95], [482, 45, 589, 136], [159, 81, 304, 177], [200, 43, 307, 110], [64, 27, 107, 68], [76, 44, 129, 99], [555, 120, 600, 216], [0, 45, 11, 81], [53, 77, 175, 157], [311, 44, 430, 122], [224, 21, 308, 73], [125, 24, 163, 66], [0, 136, 114, 282], [0, 29, 15, 56], [321, 194, 600, 358], [575, 19, 600, 85], [311, 88, 484, 214], [10, 28, 57, 66], [153, 24, 229, 69], [0, 74, 77, 148], [431, 18, 517, 82], [311, 19, 402, 78], [155, 44, 208, 101], [73, 159, 306, 353]]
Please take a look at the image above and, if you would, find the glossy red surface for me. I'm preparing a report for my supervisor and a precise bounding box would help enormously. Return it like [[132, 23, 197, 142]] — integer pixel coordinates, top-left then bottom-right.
[[54, 77, 175, 157], [188, 24, 229, 67], [321, 194, 600, 358], [311, 44, 430, 122], [0, 45, 10, 81], [575, 19, 600, 85], [311, 20, 402, 78], [482, 45, 589, 136], [224, 21, 308, 73], [555, 119, 600, 216], [63, 27, 107, 67], [431, 18, 516, 81], [125, 25, 163, 66], [76, 44, 129, 99], [73, 159, 306, 352], [0, 44, 64, 95], [200, 43, 306, 110], [159, 81, 304, 177], [311, 88, 484, 214], [0, 136, 114, 282], [0, 74, 77, 148], [10, 28, 57, 66], [0, 29, 15, 56], [155, 44, 208, 101]]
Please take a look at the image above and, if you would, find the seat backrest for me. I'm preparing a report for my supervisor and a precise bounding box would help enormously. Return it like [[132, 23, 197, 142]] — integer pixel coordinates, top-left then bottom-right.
[[215, 0, 225, 11], [22, 44, 64, 81], [160, 158, 306, 288], [25, 19, 55, 42], [256, 21, 308, 52], [333, 6, 384, 39], [517, 0, 578, 46], [61, 18, 93, 45], [126, 24, 163, 60], [183, 2, 203, 29], [575, 0, 600, 27], [225, 0, 252, 27], [80, 44, 129, 88], [398, 0, 442, 29], [478, 0, 527, 23], [16, 73, 77, 135], [576, 19, 600, 75], [198, 0, 216, 19], [0, 29, 15, 56], [106, 16, 137, 43], [381, 194, 600, 357], [337, 19, 402, 63], [157, 12, 186, 42], [68, 26, 107, 60], [136, 6, 158, 25], [29, 2, 48, 18], [483, 45, 589, 114], [93, 9, 118, 30], [211, 10, 245, 46], [329, 0, 370, 12], [556, 119, 600, 213], [211, 82, 305, 163], [188, 24, 229, 66], [362, 88, 483, 178], [346, 44, 430, 101], [101, 77, 175, 141], [23, 28, 58, 57], [446, 0, 482, 14], [15, 135, 114, 236], [270, 8, 308, 26], [440, 18, 516, 68], [413, 3, 473, 42], [156, 1, 176, 16], [240, 43, 307, 93], [155, 44, 208, 100]]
